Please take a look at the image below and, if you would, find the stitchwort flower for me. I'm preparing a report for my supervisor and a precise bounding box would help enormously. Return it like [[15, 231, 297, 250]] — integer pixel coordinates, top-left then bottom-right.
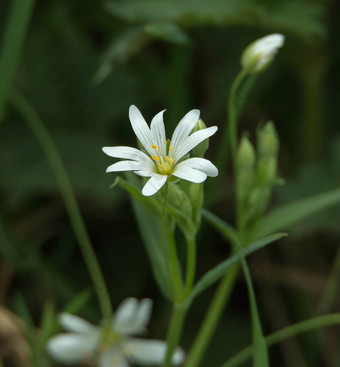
[[47, 298, 184, 366], [103, 105, 218, 196], [241, 34, 285, 74]]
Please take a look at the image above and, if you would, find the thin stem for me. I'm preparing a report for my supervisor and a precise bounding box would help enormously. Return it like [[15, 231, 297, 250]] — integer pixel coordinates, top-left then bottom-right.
[[216, 69, 247, 169], [0, 0, 35, 121], [185, 265, 239, 367], [221, 314, 340, 367], [163, 181, 169, 216], [162, 303, 187, 367], [9, 89, 113, 321], [184, 238, 196, 298], [167, 231, 183, 298]]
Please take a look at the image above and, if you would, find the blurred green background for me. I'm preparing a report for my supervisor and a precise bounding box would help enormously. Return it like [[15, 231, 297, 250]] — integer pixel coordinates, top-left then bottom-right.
[[1, 0, 340, 366]]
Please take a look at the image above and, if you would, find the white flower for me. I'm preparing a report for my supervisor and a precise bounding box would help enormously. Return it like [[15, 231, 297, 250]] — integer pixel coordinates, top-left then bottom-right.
[[47, 298, 185, 367], [102, 105, 218, 196], [241, 34, 285, 74]]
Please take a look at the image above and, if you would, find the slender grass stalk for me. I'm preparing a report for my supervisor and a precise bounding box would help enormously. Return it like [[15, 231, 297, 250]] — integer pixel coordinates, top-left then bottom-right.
[[185, 265, 239, 367], [221, 314, 340, 367], [184, 238, 196, 298], [9, 89, 113, 321], [0, 0, 35, 121], [162, 303, 187, 367], [317, 246, 340, 313]]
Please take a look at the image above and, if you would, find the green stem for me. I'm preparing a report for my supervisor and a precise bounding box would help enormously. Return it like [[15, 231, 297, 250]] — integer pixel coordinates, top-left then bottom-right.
[[216, 69, 247, 169], [184, 238, 196, 298], [163, 181, 169, 216], [163, 303, 187, 367], [221, 314, 340, 367], [185, 265, 239, 367], [9, 89, 113, 321], [167, 231, 183, 298], [0, 0, 35, 121]]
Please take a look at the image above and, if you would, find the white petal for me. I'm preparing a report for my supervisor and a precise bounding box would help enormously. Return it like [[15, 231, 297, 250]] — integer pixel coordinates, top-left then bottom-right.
[[47, 334, 99, 363], [171, 109, 200, 154], [134, 298, 153, 333], [106, 160, 150, 173], [134, 170, 154, 177], [173, 126, 218, 162], [102, 146, 152, 164], [175, 158, 218, 177], [59, 313, 98, 334], [172, 167, 207, 183], [125, 339, 185, 365], [99, 349, 129, 367], [129, 105, 155, 155], [142, 175, 167, 196], [150, 110, 167, 155], [114, 298, 139, 334]]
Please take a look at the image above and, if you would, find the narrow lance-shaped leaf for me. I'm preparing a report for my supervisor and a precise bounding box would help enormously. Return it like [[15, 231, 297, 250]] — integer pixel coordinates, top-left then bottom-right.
[[254, 187, 340, 239], [189, 232, 286, 302]]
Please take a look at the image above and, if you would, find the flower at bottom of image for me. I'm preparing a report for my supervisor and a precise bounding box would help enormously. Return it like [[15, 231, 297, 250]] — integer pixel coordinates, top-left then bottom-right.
[[47, 298, 184, 367]]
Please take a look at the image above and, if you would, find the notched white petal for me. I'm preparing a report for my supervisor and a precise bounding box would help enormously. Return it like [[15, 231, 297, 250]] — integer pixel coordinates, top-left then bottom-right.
[[47, 334, 99, 363], [99, 349, 129, 367], [173, 167, 207, 183], [106, 160, 147, 173], [125, 339, 185, 365], [142, 175, 167, 196], [171, 109, 200, 152], [129, 105, 155, 155], [175, 158, 218, 177], [102, 146, 152, 163], [59, 313, 98, 334]]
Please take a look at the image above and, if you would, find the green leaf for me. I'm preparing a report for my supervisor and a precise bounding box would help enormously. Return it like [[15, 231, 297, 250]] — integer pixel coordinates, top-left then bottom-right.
[[106, 0, 324, 40], [221, 313, 340, 367], [63, 289, 93, 315], [113, 176, 161, 215], [232, 237, 269, 367], [93, 27, 152, 84], [144, 22, 190, 44], [254, 187, 340, 239], [189, 233, 286, 302], [131, 196, 174, 300], [37, 301, 55, 361]]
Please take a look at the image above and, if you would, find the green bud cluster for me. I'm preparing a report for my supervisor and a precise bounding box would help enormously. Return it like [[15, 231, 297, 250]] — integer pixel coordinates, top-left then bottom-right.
[[236, 122, 282, 230]]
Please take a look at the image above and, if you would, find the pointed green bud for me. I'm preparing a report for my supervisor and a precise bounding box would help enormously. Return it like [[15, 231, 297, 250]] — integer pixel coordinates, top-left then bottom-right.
[[237, 136, 256, 169], [191, 119, 209, 157], [241, 34, 285, 74], [236, 136, 256, 211], [257, 157, 277, 184], [257, 121, 279, 157]]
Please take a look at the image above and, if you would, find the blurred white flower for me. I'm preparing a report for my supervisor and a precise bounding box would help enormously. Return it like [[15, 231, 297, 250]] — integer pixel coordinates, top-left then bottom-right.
[[241, 34, 285, 73], [47, 298, 184, 367], [102, 105, 218, 196]]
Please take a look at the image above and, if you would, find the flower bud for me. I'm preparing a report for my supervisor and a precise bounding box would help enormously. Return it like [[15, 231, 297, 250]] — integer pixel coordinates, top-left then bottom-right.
[[191, 119, 209, 157], [237, 136, 256, 169], [257, 121, 279, 158], [241, 34, 285, 74], [237, 136, 256, 209]]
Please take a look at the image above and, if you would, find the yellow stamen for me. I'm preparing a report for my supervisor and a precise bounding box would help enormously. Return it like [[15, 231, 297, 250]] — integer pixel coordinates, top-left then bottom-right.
[[151, 144, 158, 149], [152, 155, 159, 161], [164, 140, 167, 144], [169, 145, 174, 151]]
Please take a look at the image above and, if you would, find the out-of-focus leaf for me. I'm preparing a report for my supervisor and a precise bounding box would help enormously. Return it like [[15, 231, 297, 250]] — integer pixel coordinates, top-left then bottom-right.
[[188, 233, 286, 302], [63, 289, 93, 315], [118, 174, 173, 299], [254, 187, 340, 239], [106, 0, 325, 40], [37, 302, 55, 361], [94, 27, 152, 84], [144, 22, 190, 44]]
